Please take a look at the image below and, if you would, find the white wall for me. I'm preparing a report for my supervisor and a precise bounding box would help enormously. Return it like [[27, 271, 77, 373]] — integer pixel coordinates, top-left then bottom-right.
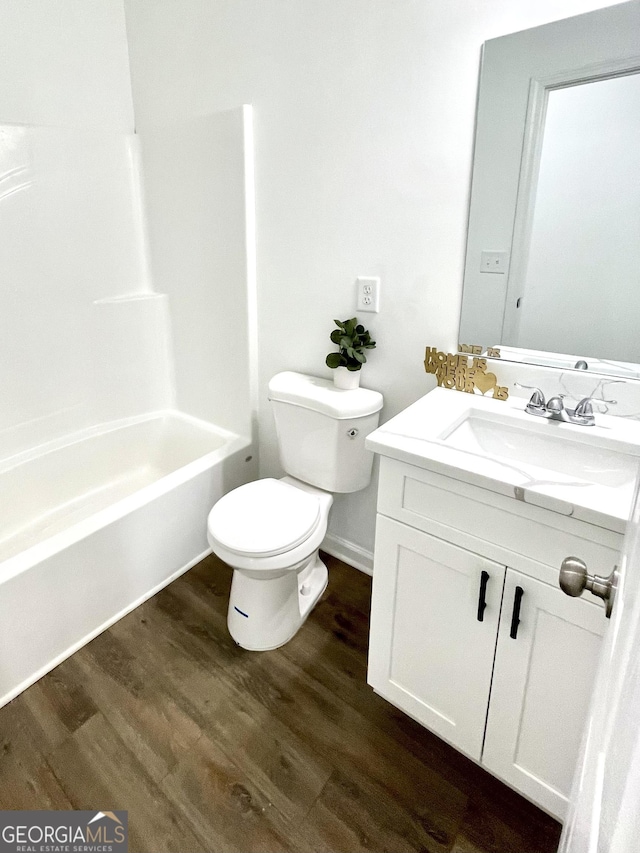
[[0, 2, 174, 461], [139, 108, 256, 438], [0, 126, 172, 460], [0, 0, 133, 130], [124, 0, 623, 566]]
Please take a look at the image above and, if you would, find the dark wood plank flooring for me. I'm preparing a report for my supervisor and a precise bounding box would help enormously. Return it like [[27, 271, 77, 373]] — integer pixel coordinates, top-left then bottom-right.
[[0, 553, 562, 853]]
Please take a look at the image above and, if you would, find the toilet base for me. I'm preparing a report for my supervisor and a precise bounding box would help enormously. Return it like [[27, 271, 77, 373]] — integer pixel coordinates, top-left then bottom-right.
[[227, 551, 328, 651]]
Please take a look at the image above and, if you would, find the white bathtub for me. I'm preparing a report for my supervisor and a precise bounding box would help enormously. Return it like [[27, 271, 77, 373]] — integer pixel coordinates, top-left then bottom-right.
[[0, 412, 255, 707]]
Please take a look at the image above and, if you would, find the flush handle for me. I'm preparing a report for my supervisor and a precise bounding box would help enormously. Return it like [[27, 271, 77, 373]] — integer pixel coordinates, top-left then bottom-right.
[[559, 557, 618, 618]]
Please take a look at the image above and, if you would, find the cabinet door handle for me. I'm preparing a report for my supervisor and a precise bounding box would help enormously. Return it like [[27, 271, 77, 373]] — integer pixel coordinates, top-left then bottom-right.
[[509, 586, 524, 639], [477, 570, 490, 622]]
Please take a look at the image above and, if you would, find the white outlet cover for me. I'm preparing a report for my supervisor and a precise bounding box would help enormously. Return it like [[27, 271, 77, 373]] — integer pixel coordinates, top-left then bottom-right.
[[480, 250, 509, 274], [356, 276, 380, 312]]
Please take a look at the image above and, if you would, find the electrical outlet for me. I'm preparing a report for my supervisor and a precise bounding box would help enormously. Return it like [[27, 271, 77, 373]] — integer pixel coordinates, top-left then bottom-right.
[[480, 250, 509, 274], [356, 276, 380, 313]]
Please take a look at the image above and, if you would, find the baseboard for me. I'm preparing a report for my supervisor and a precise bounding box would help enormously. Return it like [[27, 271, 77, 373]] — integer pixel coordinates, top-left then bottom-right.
[[322, 533, 373, 576]]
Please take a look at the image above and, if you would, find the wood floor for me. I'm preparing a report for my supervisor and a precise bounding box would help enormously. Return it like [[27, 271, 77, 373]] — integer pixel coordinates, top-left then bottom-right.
[[0, 554, 562, 853]]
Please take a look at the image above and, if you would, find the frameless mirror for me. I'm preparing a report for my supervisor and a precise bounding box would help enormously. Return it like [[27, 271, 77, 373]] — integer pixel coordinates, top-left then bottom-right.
[[460, 1, 640, 379]]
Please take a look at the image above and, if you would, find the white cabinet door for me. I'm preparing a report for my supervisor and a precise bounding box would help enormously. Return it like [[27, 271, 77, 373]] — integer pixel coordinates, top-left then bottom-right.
[[368, 515, 506, 760], [483, 568, 606, 819]]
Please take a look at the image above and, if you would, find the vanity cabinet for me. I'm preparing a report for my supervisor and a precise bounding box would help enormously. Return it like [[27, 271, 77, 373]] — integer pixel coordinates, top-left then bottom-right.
[[368, 516, 505, 760], [368, 457, 620, 820], [482, 569, 604, 815]]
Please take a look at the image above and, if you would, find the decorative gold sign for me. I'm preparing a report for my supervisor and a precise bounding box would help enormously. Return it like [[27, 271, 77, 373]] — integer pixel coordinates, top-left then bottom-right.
[[424, 347, 509, 400], [459, 343, 501, 358]]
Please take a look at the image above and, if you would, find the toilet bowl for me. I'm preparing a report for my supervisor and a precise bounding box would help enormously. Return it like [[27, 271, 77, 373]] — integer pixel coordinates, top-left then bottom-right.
[[207, 477, 333, 650], [207, 371, 383, 651]]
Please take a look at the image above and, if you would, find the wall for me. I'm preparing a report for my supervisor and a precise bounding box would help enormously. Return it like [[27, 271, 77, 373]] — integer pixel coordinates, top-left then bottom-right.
[[0, 126, 172, 460], [0, 2, 174, 462], [124, 0, 624, 569], [138, 107, 256, 439], [0, 0, 133, 131]]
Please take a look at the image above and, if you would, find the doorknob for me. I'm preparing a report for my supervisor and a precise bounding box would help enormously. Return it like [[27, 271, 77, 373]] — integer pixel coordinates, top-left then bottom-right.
[[559, 556, 619, 618]]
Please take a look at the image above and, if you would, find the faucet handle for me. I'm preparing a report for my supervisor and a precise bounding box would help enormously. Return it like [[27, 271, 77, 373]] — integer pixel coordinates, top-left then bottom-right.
[[515, 383, 545, 404], [529, 389, 546, 409], [573, 397, 597, 424], [515, 383, 546, 413], [574, 397, 594, 416], [576, 396, 618, 415]]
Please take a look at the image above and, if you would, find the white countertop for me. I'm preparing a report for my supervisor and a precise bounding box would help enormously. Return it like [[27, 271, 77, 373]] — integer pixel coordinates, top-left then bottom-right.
[[366, 388, 640, 534]]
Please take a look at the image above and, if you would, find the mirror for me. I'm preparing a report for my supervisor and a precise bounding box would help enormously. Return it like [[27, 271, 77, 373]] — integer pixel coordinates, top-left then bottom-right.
[[460, 1, 640, 380]]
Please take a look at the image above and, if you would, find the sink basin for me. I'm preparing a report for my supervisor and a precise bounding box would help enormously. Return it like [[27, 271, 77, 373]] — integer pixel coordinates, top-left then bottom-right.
[[440, 412, 637, 489], [365, 387, 640, 532]]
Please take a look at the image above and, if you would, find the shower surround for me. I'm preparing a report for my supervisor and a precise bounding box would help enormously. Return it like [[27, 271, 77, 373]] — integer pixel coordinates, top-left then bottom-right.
[[0, 108, 257, 707]]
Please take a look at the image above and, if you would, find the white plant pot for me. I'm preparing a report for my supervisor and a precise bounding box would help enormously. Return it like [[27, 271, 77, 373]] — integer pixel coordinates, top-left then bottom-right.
[[333, 367, 361, 390]]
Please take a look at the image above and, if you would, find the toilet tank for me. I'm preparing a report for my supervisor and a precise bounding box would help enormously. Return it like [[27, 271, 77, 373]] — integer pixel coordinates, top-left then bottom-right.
[[268, 372, 384, 493]]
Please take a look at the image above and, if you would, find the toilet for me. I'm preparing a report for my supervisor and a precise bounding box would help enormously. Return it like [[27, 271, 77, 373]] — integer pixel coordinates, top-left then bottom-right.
[[207, 371, 383, 650]]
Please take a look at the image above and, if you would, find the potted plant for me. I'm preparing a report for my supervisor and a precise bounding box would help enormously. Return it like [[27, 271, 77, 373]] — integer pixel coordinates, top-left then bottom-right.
[[325, 317, 376, 389]]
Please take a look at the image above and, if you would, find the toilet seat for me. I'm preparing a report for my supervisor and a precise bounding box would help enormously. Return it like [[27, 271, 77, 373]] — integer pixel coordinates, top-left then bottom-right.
[[207, 478, 322, 559]]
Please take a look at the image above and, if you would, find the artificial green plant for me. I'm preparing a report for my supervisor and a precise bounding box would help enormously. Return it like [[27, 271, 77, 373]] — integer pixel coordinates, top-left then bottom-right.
[[325, 318, 376, 372]]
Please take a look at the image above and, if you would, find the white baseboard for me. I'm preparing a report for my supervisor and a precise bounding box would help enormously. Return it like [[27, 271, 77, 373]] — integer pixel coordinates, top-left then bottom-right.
[[322, 533, 373, 576]]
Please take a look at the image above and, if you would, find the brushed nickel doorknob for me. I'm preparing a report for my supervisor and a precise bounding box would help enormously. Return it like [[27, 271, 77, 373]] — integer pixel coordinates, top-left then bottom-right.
[[559, 556, 618, 618]]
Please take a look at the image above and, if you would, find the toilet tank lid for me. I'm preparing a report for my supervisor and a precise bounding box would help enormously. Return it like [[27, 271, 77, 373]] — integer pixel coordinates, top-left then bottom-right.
[[268, 372, 383, 419]]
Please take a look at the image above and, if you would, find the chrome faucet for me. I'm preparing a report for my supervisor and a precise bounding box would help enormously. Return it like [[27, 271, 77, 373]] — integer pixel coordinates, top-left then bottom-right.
[[516, 384, 596, 426]]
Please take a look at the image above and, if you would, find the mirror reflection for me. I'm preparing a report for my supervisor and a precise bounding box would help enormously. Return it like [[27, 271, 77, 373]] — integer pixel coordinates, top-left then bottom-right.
[[460, 2, 640, 379]]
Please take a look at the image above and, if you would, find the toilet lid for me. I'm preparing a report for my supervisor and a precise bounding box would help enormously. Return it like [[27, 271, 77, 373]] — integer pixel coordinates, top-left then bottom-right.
[[208, 478, 322, 558]]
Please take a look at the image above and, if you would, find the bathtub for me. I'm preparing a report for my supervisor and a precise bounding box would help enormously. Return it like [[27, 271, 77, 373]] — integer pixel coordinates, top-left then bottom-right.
[[0, 412, 255, 707]]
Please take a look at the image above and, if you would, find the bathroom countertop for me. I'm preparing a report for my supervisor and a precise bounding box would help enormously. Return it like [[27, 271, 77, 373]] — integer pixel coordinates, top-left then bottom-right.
[[366, 388, 640, 534]]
